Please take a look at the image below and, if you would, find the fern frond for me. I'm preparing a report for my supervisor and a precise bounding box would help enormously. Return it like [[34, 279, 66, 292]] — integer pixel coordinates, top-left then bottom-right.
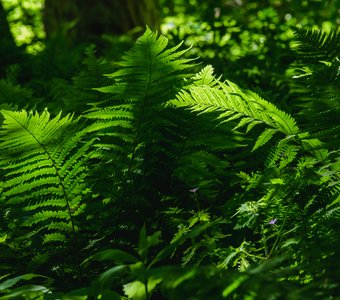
[[73, 44, 113, 90], [0, 79, 34, 109], [290, 27, 340, 149], [292, 27, 340, 62], [265, 139, 299, 169], [43, 232, 67, 244], [252, 128, 278, 152], [171, 67, 299, 150], [84, 27, 195, 180], [0, 109, 93, 247], [190, 65, 220, 87]]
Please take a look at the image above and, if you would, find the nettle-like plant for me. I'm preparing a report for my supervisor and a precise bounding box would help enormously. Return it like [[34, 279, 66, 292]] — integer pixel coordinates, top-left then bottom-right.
[[0, 26, 338, 299]]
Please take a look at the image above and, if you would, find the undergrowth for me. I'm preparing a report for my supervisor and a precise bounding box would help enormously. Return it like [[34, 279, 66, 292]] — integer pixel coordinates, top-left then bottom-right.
[[0, 27, 339, 299]]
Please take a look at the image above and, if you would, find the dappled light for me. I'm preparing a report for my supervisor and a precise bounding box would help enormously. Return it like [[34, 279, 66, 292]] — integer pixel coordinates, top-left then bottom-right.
[[0, 1, 339, 299]]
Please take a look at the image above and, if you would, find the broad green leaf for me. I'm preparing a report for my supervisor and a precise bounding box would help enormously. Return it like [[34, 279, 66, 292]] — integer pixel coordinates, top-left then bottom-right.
[[138, 227, 161, 263], [123, 278, 162, 300], [0, 234, 7, 243], [94, 265, 127, 291], [222, 275, 247, 297], [0, 285, 50, 299], [93, 249, 138, 264], [0, 274, 48, 292], [123, 281, 146, 300]]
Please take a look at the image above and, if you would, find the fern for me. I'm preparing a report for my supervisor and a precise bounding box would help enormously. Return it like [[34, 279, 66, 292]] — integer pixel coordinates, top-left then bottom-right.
[[0, 109, 93, 250], [292, 26, 340, 62], [290, 27, 340, 149], [0, 79, 35, 109], [171, 65, 300, 151], [169, 59, 340, 288], [85, 27, 194, 165], [70, 45, 113, 111], [78, 29, 247, 248], [82, 28, 195, 221]]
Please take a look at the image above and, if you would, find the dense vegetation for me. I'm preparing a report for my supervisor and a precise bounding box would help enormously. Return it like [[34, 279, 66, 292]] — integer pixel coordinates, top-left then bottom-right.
[[0, 1, 339, 299]]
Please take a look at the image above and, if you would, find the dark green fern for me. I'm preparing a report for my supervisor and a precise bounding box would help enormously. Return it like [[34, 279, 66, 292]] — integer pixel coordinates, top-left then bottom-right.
[[290, 27, 340, 149], [81, 28, 196, 239], [85, 27, 195, 165]]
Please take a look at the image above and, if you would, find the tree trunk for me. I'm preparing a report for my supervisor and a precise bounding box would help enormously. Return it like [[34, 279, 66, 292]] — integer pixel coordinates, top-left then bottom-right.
[[0, 1, 21, 76], [43, 0, 161, 43]]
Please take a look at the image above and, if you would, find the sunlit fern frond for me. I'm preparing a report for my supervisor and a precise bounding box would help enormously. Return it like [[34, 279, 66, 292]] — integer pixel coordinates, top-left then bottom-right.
[[0, 109, 93, 247], [171, 65, 300, 152]]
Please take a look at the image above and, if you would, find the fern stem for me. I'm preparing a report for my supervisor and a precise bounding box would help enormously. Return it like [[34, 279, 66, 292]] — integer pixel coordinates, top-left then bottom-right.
[[127, 36, 153, 177], [175, 126, 190, 165], [268, 212, 288, 258], [127, 103, 146, 176], [261, 224, 269, 259], [170, 124, 191, 183]]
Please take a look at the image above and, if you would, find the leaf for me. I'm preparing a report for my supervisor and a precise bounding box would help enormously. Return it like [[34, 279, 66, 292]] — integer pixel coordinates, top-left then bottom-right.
[[123, 278, 162, 300], [281, 238, 299, 249], [233, 117, 253, 130], [93, 249, 138, 264], [0, 234, 7, 243], [222, 275, 247, 297], [328, 193, 340, 208], [270, 178, 284, 185], [138, 225, 147, 261], [172, 71, 299, 148], [0, 285, 50, 299], [218, 251, 238, 269], [138, 227, 161, 263], [0, 274, 48, 292], [94, 265, 127, 292], [123, 281, 146, 300], [252, 128, 277, 151], [148, 243, 178, 269]]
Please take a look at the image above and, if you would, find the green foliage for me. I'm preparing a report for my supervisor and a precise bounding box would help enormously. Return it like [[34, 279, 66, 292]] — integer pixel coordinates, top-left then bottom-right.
[[1, 0, 45, 52], [290, 27, 340, 150], [292, 26, 340, 61], [0, 79, 34, 109], [0, 20, 339, 300], [82, 27, 200, 242], [85, 26, 194, 156], [0, 274, 52, 300]]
